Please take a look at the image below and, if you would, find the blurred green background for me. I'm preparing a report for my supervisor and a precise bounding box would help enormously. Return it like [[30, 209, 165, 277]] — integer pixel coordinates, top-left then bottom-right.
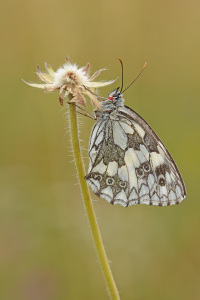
[[1, 0, 200, 299]]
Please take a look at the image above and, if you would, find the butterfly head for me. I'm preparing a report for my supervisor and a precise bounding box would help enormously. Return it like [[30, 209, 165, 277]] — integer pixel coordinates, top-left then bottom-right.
[[107, 87, 122, 102], [99, 88, 124, 114]]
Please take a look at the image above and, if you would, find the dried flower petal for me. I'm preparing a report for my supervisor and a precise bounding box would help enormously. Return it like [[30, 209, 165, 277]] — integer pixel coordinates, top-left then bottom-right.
[[22, 80, 47, 89], [37, 66, 53, 83], [88, 68, 107, 81], [69, 91, 86, 107], [86, 79, 117, 88], [83, 89, 102, 112], [45, 63, 55, 77], [82, 63, 90, 75]]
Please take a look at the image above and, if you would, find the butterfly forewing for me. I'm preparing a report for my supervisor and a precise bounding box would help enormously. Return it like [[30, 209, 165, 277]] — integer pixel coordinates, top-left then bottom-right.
[[119, 106, 186, 205], [85, 92, 186, 207]]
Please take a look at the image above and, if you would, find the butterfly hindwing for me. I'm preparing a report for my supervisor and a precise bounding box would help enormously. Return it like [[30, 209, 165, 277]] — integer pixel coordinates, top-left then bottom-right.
[[85, 92, 186, 207], [120, 106, 186, 205]]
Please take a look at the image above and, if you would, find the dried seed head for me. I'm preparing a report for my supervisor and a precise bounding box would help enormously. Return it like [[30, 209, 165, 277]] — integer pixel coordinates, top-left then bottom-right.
[[23, 58, 117, 110]]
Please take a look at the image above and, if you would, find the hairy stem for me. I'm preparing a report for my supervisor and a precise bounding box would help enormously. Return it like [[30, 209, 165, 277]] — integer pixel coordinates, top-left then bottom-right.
[[69, 103, 120, 300]]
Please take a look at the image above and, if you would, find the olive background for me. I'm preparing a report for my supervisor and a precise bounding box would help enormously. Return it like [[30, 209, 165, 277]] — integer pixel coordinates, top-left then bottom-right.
[[1, 0, 200, 299]]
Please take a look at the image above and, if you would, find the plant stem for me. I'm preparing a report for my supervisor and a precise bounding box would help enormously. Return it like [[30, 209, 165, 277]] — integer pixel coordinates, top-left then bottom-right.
[[69, 103, 120, 300]]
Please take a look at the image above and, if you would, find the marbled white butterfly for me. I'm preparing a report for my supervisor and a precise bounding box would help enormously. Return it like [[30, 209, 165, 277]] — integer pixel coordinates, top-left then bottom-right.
[[85, 63, 186, 207]]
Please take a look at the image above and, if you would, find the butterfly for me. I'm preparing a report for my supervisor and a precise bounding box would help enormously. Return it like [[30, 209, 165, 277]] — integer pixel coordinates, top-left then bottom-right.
[[84, 63, 186, 207]]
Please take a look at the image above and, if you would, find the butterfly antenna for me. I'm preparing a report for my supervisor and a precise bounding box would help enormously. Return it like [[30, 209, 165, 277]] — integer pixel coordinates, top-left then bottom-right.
[[117, 57, 124, 93], [122, 62, 147, 94]]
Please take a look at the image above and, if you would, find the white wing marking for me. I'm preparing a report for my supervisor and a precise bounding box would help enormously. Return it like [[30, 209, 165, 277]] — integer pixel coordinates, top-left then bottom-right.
[[118, 165, 128, 181], [95, 131, 104, 146], [101, 186, 113, 201], [113, 122, 127, 150], [150, 152, 165, 168], [148, 174, 156, 190], [88, 161, 93, 173], [119, 121, 134, 134], [129, 189, 138, 201], [119, 117, 132, 126], [169, 191, 176, 202], [89, 147, 98, 163], [140, 195, 150, 204], [107, 161, 118, 176], [115, 190, 127, 203], [98, 120, 106, 135], [88, 178, 100, 191], [151, 193, 159, 204], [125, 148, 140, 168], [159, 186, 168, 204], [140, 144, 150, 161], [176, 185, 182, 198], [132, 122, 145, 138], [139, 184, 149, 198], [92, 159, 107, 174], [135, 150, 147, 164], [158, 142, 166, 154], [124, 149, 139, 190], [165, 172, 172, 184], [89, 120, 105, 150]]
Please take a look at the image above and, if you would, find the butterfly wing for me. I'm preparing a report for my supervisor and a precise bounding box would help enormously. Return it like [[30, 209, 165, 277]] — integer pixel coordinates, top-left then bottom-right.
[[85, 106, 186, 207]]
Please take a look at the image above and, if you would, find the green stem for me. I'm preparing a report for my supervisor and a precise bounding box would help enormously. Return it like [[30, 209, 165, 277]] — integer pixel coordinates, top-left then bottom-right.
[[69, 103, 120, 300]]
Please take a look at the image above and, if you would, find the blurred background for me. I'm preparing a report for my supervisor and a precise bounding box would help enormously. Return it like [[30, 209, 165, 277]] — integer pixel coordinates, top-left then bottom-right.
[[1, 0, 200, 299]]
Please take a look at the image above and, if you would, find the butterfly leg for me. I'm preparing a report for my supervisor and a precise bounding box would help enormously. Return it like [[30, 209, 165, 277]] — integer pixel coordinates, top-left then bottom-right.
[[68, 103, 96, 120]]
